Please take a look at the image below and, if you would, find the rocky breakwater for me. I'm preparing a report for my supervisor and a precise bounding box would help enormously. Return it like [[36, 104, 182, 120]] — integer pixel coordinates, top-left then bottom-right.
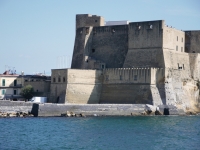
[[0, 100, 33, 117], [0, 111, 33, 118]]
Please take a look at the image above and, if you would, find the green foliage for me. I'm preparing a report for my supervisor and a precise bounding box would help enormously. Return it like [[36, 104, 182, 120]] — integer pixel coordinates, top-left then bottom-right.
[[20, 85, 34, 100]]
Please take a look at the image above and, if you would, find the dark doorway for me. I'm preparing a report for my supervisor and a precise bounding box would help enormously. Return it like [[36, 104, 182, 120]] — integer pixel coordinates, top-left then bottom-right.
[[164, 108, 169, 115]]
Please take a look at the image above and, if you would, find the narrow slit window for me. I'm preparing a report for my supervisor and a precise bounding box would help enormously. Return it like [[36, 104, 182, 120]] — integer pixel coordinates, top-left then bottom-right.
[[134, 75, 137, 81], [120, 75, 122, 80], [176, 46, 178, 51], [177, 36, 178, 41], [63, 77, 65, 82]]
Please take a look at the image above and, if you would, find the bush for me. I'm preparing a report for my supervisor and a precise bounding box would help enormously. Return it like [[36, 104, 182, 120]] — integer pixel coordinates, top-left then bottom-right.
[[20, 85, 34, 100]]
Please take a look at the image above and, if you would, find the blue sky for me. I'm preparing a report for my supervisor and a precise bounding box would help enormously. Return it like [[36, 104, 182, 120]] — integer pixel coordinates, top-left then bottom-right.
[[0, 0, 200, 75]]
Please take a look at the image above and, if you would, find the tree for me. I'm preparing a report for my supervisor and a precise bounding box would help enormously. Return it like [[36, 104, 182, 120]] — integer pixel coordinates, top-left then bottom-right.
[[20, 85, 34, 100]]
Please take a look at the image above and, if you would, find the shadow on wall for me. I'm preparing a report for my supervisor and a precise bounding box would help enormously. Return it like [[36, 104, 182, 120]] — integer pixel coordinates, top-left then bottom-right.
[[157, 84, 166, 105], [85, 71, 103, 104], [31, 103, 39, 117]]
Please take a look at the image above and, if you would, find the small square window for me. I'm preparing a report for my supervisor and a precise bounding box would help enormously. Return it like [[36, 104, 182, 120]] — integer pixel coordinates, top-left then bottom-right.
[[95, 20, 97, 22], [148, 25, 153, 29]]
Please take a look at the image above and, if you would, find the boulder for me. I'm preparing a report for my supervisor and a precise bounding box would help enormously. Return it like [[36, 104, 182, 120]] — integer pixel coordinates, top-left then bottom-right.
[[80, 113, 86, 117], [70, 112, 75, 117], [145, 104, 158, 114]]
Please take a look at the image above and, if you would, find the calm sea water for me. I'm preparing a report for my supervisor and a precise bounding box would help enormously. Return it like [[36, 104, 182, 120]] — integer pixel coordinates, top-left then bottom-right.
[[0, 116, 199, 150]]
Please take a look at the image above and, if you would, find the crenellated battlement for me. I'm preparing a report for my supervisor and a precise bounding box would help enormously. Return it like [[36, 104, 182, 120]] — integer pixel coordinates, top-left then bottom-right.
[[102, 68, 164, 84]]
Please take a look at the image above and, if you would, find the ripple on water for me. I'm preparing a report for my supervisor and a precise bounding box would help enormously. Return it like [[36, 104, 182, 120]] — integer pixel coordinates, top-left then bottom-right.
[[0, 116, 200, 150]]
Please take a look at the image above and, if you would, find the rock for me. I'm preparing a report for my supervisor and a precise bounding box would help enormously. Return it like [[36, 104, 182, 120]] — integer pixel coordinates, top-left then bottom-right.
[[155, 110, 162, 115], [70, 112, 75, 117], [61, 113, 67, 117], [80, 113, 86, 117], [145, 104, 157, 114], [66, 111, 71, 117], [186, 111, 197, 115]]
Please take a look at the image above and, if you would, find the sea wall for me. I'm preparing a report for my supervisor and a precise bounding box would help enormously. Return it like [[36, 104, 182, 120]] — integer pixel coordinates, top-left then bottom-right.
[[0, 100, 187, 117]]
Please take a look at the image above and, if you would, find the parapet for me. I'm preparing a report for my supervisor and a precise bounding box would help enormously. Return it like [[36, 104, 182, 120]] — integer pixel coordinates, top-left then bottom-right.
[[76, 14, 104, 30]]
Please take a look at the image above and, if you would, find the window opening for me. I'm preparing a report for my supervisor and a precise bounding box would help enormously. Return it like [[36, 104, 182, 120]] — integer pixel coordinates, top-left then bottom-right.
[[177, 36, 178, 41], [120, 75, 122, 80], [92, 49, 95, 53], [181, 47, 183, 52], [95, 20, 97, 22], [13, 90, 17, 95], [176, 46, 178, 51], [14, 80, 17, 86], [2, 89, 5, 95], [149, 24, 153, 29], [193, 51, 195, 53], [63, 77, 65, 82], [101, 64, 105, 69], [53, 77, 56, 82], [182, 38, 183, 42], [183, 64, 184, 70], [134, 75, 137, 81], [2, 79, 5, 86], [58, 77, 61, 82]]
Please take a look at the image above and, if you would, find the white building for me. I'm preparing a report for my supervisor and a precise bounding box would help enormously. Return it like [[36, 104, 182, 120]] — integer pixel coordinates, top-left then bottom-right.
[[0, 71, 23, 100]]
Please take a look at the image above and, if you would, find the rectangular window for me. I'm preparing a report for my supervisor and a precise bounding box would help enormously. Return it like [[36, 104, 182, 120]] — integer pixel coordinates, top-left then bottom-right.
[[53, 78, 56, 82], [63, 77, 65, 82], [182, 38, 183, 42], [181, 47, 183, 52], [177, 36, 178, 41], [58, 77, 61, 82], [183, 64, 184, 70], [176, 46, 178, 51], [14, 90, 17, 95], [14, 80, 17, 86], [120, 75, 122, 80], [2, 89, 5, 95], [2, 79, 5, 86], [134, 75, 137, 81]]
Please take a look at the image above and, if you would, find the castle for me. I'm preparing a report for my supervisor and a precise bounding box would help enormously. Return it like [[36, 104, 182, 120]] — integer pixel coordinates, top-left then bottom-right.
[[50, 14, 200, 111]]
